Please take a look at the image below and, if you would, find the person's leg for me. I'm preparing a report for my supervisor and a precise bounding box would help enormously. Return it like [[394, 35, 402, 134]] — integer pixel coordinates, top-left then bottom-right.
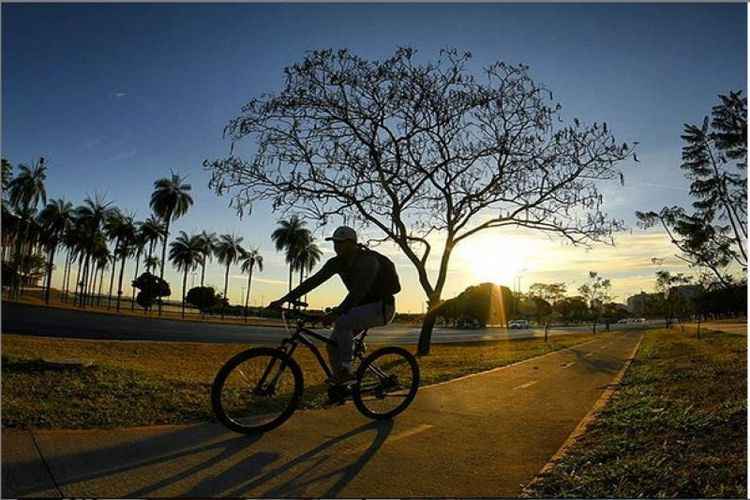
[[328, 301, 390, 375]]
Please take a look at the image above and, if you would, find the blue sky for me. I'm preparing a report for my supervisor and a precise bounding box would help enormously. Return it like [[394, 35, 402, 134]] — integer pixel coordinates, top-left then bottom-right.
[[2, 3, 746, 312]]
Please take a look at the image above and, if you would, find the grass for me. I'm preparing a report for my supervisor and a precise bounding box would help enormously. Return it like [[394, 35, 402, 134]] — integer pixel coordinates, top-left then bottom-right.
[[3, 288, 289, 328], [523, 327, 747, 498], [1, 331, 597, 429]]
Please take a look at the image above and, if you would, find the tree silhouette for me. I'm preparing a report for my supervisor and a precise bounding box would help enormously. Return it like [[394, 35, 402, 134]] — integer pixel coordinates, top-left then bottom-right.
[[150, 173, 193, 315], [207, 48, 636, 354], [214, 233, 244, 319], [637, 91, 747, 287]]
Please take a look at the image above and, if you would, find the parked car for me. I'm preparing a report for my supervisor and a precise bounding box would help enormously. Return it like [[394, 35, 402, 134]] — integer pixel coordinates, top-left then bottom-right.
[[508, 319, 530, 329]]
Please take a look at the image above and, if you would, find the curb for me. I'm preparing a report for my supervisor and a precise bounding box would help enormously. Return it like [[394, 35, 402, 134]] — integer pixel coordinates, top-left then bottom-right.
[[520, 331, 645, 496]]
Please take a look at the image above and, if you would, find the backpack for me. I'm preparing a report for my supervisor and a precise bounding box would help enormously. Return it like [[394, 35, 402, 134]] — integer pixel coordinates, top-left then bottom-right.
[[360, 245, 401, 297]]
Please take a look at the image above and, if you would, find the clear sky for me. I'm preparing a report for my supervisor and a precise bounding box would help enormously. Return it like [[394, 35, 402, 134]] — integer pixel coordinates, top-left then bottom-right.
[[2, 3, 747, 312]]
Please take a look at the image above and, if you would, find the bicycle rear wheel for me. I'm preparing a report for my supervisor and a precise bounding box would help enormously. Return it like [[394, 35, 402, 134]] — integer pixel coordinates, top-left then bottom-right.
[[352, 346, 420, 420], [211, 347, 303, 434]]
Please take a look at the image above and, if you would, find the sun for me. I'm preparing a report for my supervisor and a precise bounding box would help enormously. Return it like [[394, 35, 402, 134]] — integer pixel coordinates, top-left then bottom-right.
[[454, 234, 529, 288]]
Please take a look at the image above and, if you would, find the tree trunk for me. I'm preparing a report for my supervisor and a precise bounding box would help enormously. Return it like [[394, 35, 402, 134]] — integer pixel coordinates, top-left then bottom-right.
[[73, 256, 83, 306], [44, 244, 57, 304], [131, 249, 142, 311], [63, 252, 73, 303], [107, 255, 117, 309], [244, 265, 253, 323], [222, 263, 230, 319], [201, 259, 206, 287], [146, 241, 154, 273], [97, 265, 105, 304], [62, 250, 72, 303], [288, 265, 293, 294], [418, 309, 438, 355], [158, 216, 171, 316], [87, 257, 97, 306], [116, 253, 127, 312], [544, 322, 549, 343], [79, 255, 91, 308], [182, 268, 188, 319]]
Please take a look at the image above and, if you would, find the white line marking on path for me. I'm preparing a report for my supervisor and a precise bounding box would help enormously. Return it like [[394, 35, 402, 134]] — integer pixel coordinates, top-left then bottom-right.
[[343, 424, 434, 455], [513, 380, 538, 390], [584, 352, 595, 358], [562, 362, 576, 368]]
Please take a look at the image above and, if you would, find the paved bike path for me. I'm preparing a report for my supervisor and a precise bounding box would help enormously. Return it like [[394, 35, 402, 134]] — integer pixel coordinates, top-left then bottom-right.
[[2, 331, 643, 497]]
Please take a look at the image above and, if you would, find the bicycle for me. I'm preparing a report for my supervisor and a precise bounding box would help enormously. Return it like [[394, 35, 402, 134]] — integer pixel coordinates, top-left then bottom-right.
[[211, 300, 420, 434]]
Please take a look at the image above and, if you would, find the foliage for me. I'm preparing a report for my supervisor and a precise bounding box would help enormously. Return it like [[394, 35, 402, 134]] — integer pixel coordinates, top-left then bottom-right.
[[578, 272, 612, 320], [131, 272, 171, 310], [185, 286, 222, 312], [205, 47, 636, 354], [637, 91, 747, 286], [554, 295, 590, 323]]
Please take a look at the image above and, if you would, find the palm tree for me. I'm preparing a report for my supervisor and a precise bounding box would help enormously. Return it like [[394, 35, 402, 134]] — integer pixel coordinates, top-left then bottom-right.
[[196, 231, 218, 287], [140, 215, 166, 273], [239, 248, 264, 322], [214, 234, 244, 319], [74, 196, 113, 307], [129, 224, 149, 310], [150, 173, 193, 315], [92, 243, 111, 306], [114, 215, 136, 312], [60, 220, 84, 303], [144, 256, 160, 273], [271, 216, 311, 294], [7, 157, 47, 296], [89, 233, 109, 306], [2, 204, 19, 264], [37, 198, 75, 303], [169, 231, 203, 318], [293, 235, 322, 307], [104, 209, 126, 309]]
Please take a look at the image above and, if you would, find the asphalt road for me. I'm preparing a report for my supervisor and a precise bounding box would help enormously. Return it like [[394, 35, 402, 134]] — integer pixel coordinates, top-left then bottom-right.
[[2, 330, 643, 497], [2, 302, 657, 345]]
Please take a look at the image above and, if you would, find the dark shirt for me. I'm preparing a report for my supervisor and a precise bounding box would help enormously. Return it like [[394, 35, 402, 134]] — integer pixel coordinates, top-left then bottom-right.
[[283, 249, 381, 313]]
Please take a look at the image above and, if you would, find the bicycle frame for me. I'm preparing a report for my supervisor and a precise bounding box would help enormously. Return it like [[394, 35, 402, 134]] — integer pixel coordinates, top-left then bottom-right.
[[256, 311, 391, 395]]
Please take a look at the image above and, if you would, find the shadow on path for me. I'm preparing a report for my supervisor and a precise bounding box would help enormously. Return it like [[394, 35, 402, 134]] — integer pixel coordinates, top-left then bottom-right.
[[221, 420, 394, 497]]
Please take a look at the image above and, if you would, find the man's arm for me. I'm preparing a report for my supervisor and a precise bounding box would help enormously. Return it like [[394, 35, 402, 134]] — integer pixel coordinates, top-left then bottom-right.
[[337, 253, 380, 313], [275, 257, 338, 304]]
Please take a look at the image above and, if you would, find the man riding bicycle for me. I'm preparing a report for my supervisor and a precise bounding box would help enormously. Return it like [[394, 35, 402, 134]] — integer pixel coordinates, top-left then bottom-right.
[[268, 226, 400, 386]]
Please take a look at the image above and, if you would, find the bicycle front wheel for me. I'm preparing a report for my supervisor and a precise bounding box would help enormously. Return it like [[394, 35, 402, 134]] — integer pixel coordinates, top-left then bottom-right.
[[352, 346, 420, 420], [211, 347, 303, 434]]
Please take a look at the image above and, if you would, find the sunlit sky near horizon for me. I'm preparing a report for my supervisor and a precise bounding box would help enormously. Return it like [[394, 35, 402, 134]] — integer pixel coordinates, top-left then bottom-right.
[[2, 3, 747, 312]]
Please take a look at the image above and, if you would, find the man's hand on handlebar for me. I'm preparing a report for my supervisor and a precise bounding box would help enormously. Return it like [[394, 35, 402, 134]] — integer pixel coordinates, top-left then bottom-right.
[[321, 307, 340, 327], [266, 299, 285, 311]]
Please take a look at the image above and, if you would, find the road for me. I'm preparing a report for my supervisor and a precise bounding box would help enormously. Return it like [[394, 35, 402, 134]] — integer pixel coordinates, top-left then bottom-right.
[[2, 302, 657, 345], [2, 330, 643, 497]]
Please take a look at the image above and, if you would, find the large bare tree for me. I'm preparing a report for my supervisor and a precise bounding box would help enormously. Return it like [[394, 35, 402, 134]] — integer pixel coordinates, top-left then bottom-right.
[[206, 48, 635, 354]]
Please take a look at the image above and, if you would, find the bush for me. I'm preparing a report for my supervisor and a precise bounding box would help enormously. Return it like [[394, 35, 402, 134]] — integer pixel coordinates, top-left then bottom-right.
[[185, 286, 221, 313], [132, 272, 170, 311]]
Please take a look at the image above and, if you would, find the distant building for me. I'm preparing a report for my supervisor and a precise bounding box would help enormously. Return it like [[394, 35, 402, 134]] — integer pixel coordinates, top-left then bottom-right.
[[626, 291, 661, 315], [669, 284, 703, 301]]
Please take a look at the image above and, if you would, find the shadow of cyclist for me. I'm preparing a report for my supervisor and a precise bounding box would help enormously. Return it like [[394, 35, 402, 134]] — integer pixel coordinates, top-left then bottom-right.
[[219, 419, 394, 497]]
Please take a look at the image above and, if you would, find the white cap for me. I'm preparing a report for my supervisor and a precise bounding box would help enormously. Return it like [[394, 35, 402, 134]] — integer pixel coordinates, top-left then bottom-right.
[[325, 226, 357, 243]]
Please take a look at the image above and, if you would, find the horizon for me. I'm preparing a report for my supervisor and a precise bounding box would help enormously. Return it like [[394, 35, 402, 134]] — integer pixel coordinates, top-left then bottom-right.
[[2, 3, 747, 313]]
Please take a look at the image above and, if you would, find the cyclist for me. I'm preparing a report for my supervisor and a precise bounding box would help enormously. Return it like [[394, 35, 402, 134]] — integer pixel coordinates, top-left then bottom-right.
[[267, 225, 400, 385]]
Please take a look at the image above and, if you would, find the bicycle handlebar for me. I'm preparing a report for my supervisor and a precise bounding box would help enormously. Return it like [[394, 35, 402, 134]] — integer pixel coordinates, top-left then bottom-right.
[[281, 308, 325, 328]]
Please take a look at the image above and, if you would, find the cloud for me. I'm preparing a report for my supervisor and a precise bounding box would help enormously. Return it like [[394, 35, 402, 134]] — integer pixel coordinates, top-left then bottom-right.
[[112, 92, 128, 98], [103, 149, 137, 163]]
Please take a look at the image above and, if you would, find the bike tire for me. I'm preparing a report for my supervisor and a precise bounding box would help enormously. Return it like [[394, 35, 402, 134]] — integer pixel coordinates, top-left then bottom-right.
[[352, 346, 420, 420], [211, 347, 304, 434]]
